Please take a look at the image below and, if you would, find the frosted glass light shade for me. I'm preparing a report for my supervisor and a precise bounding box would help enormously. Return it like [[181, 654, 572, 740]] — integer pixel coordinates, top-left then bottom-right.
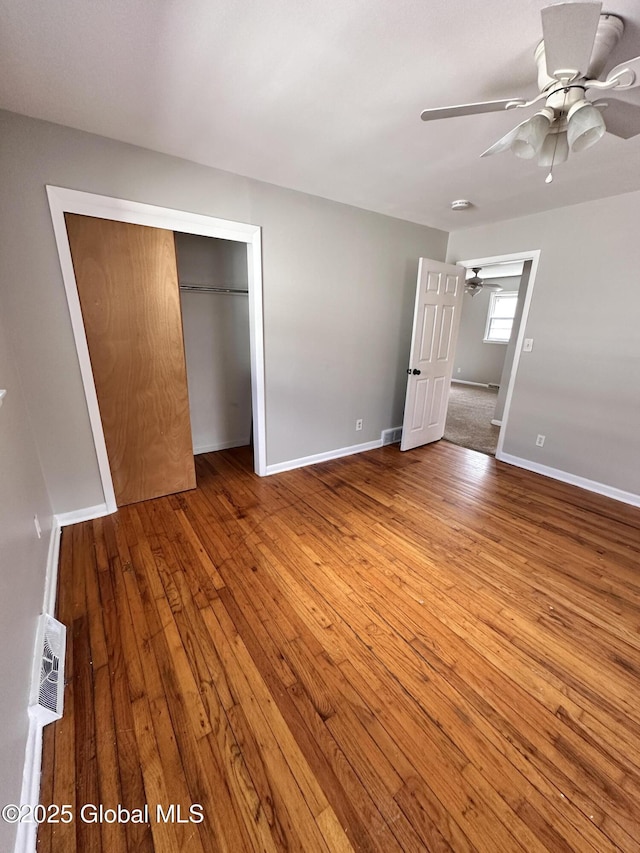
[[538, 130, 569, 166], [567, 103, 606, 152], [511, 112, 552, 159]]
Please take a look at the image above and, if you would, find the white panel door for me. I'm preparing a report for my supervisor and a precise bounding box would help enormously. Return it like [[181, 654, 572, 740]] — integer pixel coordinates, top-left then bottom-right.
[[400, 259, 465, 451]]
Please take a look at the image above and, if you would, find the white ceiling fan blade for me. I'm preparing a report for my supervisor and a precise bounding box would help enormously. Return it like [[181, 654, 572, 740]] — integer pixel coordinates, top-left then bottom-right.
[[594, 99, 640, 139], [480, 119, 530, 157], [541, 1, 602, 78], [606, 55, 640, 90], [420, 99, 526, 122]]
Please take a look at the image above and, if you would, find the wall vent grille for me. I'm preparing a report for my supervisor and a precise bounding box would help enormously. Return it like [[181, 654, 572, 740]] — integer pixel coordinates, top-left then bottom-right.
[[29, 614, 66, 725], [381, 427, 403, 446]]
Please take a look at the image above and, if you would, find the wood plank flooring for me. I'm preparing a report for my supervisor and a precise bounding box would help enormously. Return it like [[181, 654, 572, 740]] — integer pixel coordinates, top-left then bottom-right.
[[38, 442, 640, 852]]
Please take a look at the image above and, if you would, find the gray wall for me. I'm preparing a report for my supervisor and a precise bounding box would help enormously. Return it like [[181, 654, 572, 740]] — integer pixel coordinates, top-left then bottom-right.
[[176, 234, 252, 453], [0, 312, 52, 852], [0, 110, 447, 513], [454, 275, 521, 385], [448, 191, 640, 495], [175, 232, 248, 290]]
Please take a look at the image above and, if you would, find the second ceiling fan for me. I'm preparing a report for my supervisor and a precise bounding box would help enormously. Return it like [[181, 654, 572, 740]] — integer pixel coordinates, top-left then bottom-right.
[[465, 268, 503, 297]]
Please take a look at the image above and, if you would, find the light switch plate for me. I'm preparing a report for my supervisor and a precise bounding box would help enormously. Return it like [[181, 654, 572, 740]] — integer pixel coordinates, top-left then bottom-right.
[[523, 338, 534, 352]]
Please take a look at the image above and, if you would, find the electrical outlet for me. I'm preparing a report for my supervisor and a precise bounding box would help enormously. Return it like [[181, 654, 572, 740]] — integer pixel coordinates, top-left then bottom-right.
[[34, 514, 42, 539], [536, 434, 545, 447], [456, 367, 461, 374], [355, 419, 363, 431]]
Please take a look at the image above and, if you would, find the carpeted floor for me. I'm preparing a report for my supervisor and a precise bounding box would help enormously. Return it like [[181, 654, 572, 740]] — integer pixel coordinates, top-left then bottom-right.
[[443, 384, 500, 456]]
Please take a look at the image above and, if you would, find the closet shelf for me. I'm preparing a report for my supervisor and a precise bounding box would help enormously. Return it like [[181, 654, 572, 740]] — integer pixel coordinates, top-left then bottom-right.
[[179, 282, 248, 295]]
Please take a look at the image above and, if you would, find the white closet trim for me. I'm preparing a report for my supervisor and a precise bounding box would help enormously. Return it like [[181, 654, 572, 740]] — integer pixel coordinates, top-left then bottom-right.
[[47, 186, 267, 514]]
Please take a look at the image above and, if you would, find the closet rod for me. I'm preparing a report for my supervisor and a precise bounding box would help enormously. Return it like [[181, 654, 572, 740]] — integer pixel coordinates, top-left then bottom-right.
[[179, 283, 249, 295]]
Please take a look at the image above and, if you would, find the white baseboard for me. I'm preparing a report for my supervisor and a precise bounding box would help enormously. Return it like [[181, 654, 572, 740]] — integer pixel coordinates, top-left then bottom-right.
[[14, 715, 43, 853], [497, 452, 640, 508], [43, 521, 62, 617], [452, 379, 490, 387], [491, 419, 503, 427], [266, 438, 382, 475], [194, 437, 250, 454], [54, 502, 111, 527]]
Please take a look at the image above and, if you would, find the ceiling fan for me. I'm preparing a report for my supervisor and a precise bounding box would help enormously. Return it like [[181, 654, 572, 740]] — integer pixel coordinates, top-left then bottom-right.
[[420, 2, 640, 181], [465, 268, 503, 297]]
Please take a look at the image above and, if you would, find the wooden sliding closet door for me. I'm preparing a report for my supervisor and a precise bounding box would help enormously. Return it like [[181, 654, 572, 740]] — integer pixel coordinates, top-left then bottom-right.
[[66, 214, 196, 506]]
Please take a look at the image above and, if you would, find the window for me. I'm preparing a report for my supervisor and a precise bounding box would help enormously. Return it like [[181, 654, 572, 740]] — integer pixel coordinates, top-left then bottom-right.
[[484, 291, 518, 344]]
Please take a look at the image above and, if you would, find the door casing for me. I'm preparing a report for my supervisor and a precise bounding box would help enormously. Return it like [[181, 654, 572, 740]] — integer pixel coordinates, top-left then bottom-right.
[[47, 186, 267, 514]]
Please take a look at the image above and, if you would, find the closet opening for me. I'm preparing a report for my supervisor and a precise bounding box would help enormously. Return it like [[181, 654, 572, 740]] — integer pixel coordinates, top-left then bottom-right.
[[175, 233, 253, 457]]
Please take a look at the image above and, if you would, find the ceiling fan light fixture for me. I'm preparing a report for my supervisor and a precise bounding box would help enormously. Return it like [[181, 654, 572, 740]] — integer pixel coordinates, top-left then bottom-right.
[[538, 129, 569, 166], [567, 100, 606, 152], [511, 109, 554, 159]]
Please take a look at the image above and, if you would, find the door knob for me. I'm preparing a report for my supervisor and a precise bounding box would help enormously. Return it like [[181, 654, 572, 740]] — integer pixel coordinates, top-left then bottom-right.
[[412, 369, 421, 375]]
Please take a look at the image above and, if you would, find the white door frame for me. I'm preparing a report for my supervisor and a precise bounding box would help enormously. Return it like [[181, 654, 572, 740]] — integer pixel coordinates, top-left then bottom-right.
[[47, 186, 267, 514], [454, 249, 541, 461]]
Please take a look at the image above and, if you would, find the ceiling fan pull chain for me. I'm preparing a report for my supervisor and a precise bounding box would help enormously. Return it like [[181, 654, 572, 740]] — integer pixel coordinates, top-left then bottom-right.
[[545, 87, 570, 184], [545, 130, 561, 183]]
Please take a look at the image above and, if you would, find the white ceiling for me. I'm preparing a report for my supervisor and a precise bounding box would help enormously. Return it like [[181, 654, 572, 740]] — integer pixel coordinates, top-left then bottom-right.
[[2, 0, 640, 231]]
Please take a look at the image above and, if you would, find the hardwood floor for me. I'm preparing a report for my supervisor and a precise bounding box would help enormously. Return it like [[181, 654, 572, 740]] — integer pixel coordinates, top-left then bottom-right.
[[38, 442, 640, 852]]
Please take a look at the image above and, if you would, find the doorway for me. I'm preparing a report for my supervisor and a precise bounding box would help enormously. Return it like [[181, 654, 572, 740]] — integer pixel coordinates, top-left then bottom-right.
[[446, 251, 540, 460], [47, 186, 266, 514]]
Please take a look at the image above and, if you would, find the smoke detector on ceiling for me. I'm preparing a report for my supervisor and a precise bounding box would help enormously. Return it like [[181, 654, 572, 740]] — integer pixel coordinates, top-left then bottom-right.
[[451, 199, 472, 210]]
